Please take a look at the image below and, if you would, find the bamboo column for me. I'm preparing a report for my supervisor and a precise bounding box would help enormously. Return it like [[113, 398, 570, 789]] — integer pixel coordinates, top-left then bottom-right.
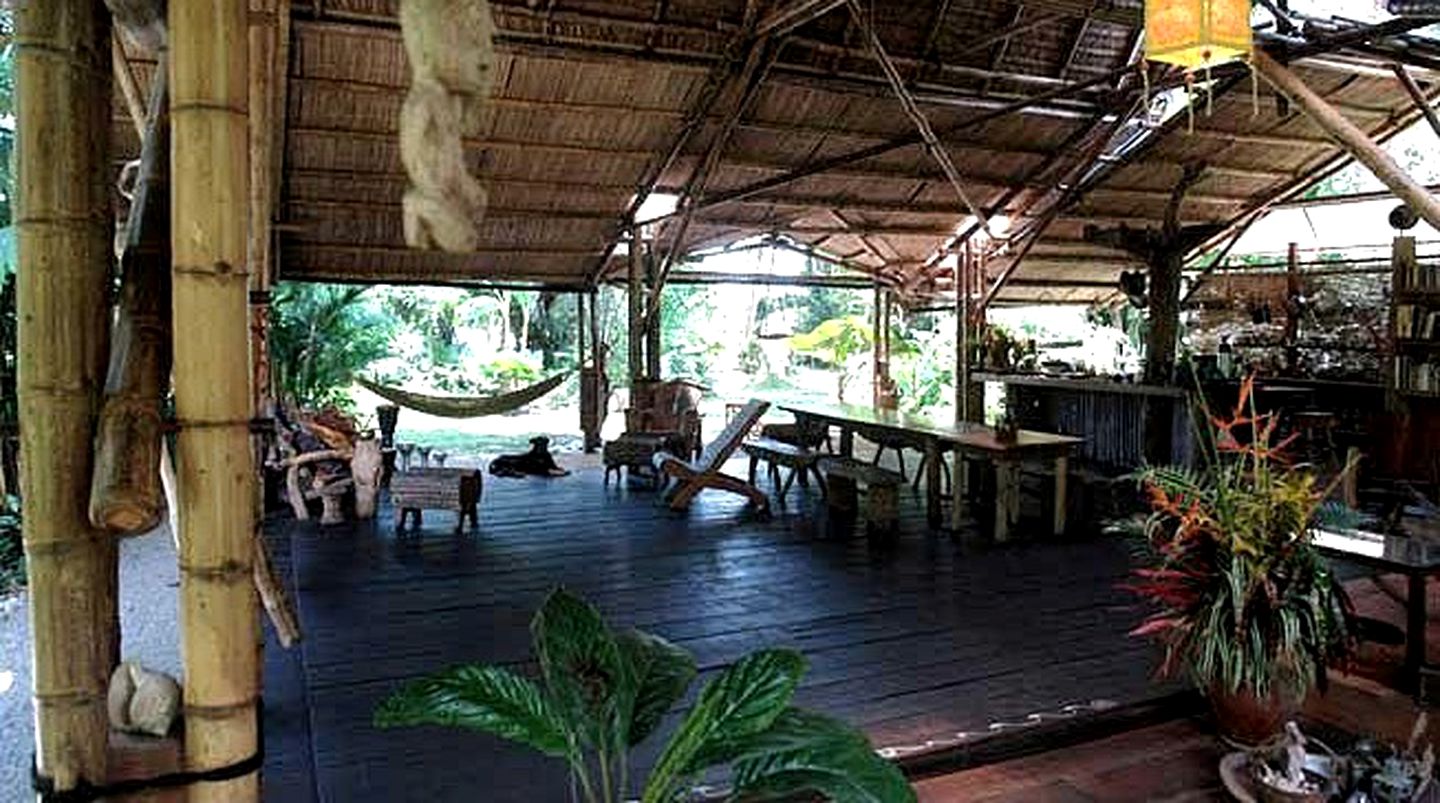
[[170, 0, 260, 800], [16, 0, 117, 793]]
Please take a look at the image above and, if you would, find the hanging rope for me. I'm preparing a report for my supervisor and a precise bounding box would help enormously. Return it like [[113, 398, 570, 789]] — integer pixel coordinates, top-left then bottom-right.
[[398, 0, 496, 253]]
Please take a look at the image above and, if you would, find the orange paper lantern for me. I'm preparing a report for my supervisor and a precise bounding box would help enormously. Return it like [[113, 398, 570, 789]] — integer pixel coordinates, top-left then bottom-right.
[[1145, 0, 1253, 70]]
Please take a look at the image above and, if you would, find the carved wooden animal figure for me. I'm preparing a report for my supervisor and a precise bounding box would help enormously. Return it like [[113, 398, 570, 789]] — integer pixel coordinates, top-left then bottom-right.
[[351, 438, 383, 519], [399, 0, 495, 252]]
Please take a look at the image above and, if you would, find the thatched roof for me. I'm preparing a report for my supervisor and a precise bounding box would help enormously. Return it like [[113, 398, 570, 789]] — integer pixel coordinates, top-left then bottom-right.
[[114, 2, 1440, 305]]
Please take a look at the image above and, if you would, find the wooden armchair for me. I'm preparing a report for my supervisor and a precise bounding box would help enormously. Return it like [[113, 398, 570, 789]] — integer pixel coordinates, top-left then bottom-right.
[[625, 379, 705, 460], [654, 399, 770, 513]]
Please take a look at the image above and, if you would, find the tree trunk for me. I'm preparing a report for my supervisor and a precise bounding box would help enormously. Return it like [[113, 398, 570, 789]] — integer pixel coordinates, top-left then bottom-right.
[[16, 0, 117, 793], [170, 0, 260, 798], [1143, 250, 1183, 464]]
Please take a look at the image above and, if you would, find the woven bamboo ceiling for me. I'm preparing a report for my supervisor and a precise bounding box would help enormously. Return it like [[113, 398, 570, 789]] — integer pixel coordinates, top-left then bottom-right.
[[114, 1, 1440, 305]]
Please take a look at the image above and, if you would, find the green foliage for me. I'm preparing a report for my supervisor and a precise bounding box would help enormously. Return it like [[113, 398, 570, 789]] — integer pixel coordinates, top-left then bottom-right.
[[891, 328, 953, 415], [0, 494, 22, 596], [270, 283, 393, 410], [788, 315, 873, 370], [661, 285, 723, 385], [375, 588, 914, 803], [1121, 376, 1356, 700]]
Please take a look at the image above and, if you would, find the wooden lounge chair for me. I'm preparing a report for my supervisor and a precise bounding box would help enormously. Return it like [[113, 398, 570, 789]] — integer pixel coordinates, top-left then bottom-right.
[[653, 399, 770, 513]]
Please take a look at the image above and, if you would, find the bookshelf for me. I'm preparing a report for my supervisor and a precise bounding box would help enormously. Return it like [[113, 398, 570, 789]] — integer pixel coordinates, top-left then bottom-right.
[[1392, 237, 1440, 397]]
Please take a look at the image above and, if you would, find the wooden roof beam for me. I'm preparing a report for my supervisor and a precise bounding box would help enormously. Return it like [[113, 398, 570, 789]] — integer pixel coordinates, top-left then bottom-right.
[[1254, 49, 1440, 232], [844, 0, 993, 236], [644, 38, 778, 311], [584, 0, 839, 286], [755, 0, 844, 38], [639, 64, 1131, 226], [1393, 63, 1440, 140], [111, 34, 148, 139]]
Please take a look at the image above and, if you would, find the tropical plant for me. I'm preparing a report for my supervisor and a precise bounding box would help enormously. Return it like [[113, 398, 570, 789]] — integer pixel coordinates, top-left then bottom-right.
[[375, 588, 915, 803], [270, 282, 394, 410], [1120, 375, 1357, 702]]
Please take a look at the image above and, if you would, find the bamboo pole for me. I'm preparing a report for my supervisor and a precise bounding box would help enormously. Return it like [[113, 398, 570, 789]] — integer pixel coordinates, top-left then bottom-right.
[[170, 0, 260, 799], [1255, 50, 1440, 233], [16, 0, 117, 794]]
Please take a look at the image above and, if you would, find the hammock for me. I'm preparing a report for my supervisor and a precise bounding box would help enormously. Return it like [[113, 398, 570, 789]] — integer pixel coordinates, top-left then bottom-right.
[[356, 372, 570, 418]]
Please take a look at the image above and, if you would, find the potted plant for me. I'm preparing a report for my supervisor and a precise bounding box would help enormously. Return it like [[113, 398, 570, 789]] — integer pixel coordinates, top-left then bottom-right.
[[375, 588, 916, 803], [1120, 376, 1357, 746]]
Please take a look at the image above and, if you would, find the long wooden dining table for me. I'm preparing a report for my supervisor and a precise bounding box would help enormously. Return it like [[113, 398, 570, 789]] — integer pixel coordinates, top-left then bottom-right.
[[777, 402, 1084, 541]]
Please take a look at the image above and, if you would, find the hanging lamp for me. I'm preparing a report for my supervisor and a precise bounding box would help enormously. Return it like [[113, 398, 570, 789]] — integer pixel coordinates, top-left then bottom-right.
[[1144, 0, 1253, 70]]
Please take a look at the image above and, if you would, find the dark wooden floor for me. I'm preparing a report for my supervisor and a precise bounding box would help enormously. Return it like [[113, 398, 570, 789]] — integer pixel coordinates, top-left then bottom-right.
[[260, 459, 1179, 802]]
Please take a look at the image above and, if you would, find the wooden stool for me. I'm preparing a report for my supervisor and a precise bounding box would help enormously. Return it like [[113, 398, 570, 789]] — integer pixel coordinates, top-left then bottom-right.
[[316, 478, 352, 526], [820, 457, 903, 540], [390, 468, 483, 536], [742, 437, 825, 503], [603, 432, 672, 487]]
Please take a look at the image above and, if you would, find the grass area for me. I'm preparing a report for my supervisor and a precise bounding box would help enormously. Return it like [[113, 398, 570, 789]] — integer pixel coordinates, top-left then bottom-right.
[[393, 427, 584, 459]]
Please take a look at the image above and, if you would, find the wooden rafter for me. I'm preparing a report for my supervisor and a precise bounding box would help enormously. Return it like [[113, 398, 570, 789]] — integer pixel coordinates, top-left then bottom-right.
[[1058, 17, 1091, 80], [755, 0, 843, 38], [977, 93, 1151, 309], [904, 108, 1113, 292], [981, 3, 1028, 96], [584, 0, 841, 286], [1254, 49, 1440, 232], [111, 34, 147, 138], [844, 0, 992, 236], [951, 11, 1064, 64], [639, 64, 1131, 227], [643, 38, 779, 326], [1393, 63, 1440, 140]]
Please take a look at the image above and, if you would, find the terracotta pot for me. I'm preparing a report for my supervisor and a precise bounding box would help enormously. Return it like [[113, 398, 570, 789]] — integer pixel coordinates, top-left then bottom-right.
[[1208, 685, 1298, 748]]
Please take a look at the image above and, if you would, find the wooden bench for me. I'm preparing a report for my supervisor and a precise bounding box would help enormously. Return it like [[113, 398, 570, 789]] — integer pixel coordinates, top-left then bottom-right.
[[819, 457, 904, 539], [389, 468, 483, 535], [741, 436, 825, 503]]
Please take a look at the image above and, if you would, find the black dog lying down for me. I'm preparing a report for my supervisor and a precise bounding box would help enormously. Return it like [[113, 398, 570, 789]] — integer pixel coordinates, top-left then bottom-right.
[[488, 436, 570, 478]]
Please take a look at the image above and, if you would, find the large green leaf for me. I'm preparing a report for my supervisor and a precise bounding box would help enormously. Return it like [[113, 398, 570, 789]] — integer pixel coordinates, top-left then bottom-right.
[[372, 664, 570, 758], [531, 588, 628, 746], [618, 629, 697, 747], [727, 708, 915, 803], [642, 649, 807, 803]]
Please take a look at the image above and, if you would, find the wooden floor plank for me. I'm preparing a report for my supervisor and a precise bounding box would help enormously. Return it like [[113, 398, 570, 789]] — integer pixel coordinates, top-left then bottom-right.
[[262, 460, 1176, 802]]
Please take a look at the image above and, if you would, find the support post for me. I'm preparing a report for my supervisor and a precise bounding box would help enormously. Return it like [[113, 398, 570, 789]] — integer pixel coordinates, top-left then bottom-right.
[[16, 1, 117, 793], [957, 246, 971, 423], [1284, 242, 1301, 374], [578, 292, 596, 451], [1255, 50, 1440, 232], [872, 284, 883, 407], [170, 0, 260, 799], [627, 231, 644, 386], [645, 241, 662, 381], [249, 0, 285, 418]]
